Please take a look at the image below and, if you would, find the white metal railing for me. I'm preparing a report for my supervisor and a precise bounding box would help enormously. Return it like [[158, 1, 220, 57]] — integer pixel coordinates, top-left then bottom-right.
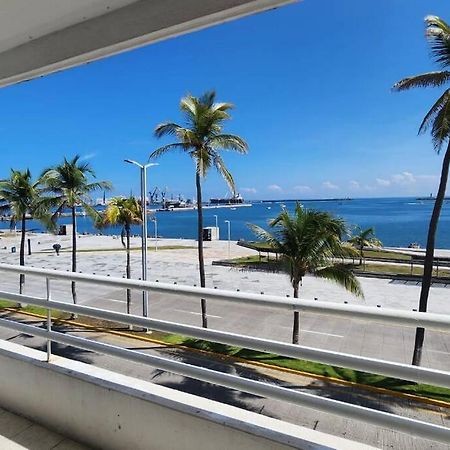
[[0, 263, 449, 444], [1, 264, 450, 331]]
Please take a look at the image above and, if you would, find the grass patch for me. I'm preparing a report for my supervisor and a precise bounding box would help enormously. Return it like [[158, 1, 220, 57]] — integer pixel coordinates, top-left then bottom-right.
[[225, 256, 450, 278], [362, 249, 412, 261], [0, 299, 69, 319], [156, 335, 450, 404], [360, 263, 450, 278]]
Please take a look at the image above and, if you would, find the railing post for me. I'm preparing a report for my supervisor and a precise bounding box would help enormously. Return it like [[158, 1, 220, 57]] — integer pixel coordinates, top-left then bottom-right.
[[46, 277, 52, 362]]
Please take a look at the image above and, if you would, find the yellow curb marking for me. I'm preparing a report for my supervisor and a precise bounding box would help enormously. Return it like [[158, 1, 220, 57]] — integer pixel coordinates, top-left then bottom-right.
[[3, 307, 450, 412]]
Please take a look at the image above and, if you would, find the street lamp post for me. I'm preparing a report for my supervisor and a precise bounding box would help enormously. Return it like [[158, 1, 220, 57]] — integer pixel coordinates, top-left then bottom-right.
[[225, 220, 231, 258], [124, 159, 158, 318], [153, 216, 158, 251]]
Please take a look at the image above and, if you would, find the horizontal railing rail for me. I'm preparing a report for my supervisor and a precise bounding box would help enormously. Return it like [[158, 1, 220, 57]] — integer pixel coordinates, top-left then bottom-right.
[[1, 263, 450, 331], [0, 263, 449, 444], [1, 290, 450, 390]]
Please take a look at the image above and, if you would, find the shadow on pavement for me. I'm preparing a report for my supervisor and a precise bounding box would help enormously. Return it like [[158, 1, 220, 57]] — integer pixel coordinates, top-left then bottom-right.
[[150, 343, 280, 416]]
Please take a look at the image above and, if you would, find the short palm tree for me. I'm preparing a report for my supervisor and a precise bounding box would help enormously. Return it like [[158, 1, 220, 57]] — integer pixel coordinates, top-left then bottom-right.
[[150, 90, 248, 328], [0, 169, 48, 295], [393, 15, 450, 366], [100, 196, 142, 314], [41, 156, 111, 307], [249, 204, 363, 344], [348, 227, 382, 266]]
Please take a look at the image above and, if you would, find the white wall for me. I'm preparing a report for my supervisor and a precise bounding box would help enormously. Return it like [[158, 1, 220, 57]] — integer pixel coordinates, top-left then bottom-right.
[[0, 340, 370, 450]]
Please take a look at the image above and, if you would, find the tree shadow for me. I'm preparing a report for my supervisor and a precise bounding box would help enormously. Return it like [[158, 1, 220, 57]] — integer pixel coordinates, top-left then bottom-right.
[[288, 378, 443, 416], [31, 322, 94, 364], [150, 340, 282, 416], [150, 339, 439, 418]]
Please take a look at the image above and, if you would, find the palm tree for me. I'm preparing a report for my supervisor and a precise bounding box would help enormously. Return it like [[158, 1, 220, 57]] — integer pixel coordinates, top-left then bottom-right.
[[41, 156, 111, 307], [249, 204, 363, 344], [393, 16, 450, 366], [150, 91, 248, 328], [0, 169, 48, 295], [100, 196, 142, 314], [348, 227, 382, 266]]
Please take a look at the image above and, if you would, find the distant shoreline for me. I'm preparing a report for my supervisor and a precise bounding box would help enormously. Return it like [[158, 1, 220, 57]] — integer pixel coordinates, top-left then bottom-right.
[[260, 198, 352, 203]]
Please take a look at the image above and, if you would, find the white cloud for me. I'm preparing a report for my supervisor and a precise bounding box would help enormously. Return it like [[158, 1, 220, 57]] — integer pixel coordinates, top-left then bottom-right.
[[392, 171, 415, 184], [376, 178, 391, 187], [79, 152, 97, 161], [322, 181, 339, 190], [293, 185, 312, 193], [349, 180, 360, 189], [372, 171, 438, 192], [240, 187, 257, 194], [267, 184, 283, 192]]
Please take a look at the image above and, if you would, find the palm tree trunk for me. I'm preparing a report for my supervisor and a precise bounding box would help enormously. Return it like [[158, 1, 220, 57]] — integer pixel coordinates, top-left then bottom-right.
[[412, 142, 450, 366], [71, 206, 78, 310], [126, 225, 131, 316], [359, 246, 363, 266], [19, 213, 26, 298], [292, 280, 300, 344], [196, 171, 207, 328]]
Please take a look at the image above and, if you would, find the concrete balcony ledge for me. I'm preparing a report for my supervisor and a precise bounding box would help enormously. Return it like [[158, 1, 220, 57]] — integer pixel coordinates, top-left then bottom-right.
[[0, 339, 373, 450]]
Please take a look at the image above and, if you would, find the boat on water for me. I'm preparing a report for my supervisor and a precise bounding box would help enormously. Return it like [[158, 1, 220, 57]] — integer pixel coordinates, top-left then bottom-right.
[[209, 193, 245, 205], [159, 198, 192, 211], [416, 193, 450, 201]]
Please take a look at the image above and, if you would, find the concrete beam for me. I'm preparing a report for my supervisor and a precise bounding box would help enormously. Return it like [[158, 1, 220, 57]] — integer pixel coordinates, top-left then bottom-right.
[[0, 0, 295, 88]]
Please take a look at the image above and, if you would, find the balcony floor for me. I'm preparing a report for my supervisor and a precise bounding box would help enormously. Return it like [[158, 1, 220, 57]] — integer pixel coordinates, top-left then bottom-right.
[[0, 407, 89, 450]]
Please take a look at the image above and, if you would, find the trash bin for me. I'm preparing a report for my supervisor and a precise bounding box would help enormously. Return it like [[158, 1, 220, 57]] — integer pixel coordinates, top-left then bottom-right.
[[202, 228, 212, 241]]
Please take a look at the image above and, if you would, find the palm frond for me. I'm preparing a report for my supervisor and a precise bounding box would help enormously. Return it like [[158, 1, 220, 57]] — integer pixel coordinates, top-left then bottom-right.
[[315, 264, 364, 298], [247, 223, 282, 251], [208, 134, 248, 153], [417, 88, 450, 136], [425, 16, 450, 68], [150, 143, 188, 159], [424, 89, 450, 150], [393, 71, 450, 91], [195, 148, 212, 178], [213, 154, 235, 192], [84, 181, 112, 193], [154, 122, 183, 138]]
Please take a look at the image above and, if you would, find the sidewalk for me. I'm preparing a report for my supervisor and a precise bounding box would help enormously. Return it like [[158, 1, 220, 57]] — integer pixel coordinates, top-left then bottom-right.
[[0, 407, 89, 450]]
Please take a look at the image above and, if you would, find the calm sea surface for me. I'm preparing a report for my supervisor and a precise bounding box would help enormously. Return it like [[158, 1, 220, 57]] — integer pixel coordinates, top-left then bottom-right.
[[2, 198, 450, 249]]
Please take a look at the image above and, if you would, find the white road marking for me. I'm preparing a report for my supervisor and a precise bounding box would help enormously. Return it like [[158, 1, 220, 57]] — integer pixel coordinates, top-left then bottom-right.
[[279, 326, 343, 338], [101, 298, 126, 304], [174, 309, 222, 319], [304, 330, 343, 338], [428, 349, 449, 355]]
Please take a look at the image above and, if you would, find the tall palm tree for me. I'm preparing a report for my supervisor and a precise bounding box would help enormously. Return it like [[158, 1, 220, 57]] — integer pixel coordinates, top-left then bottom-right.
[[0, 169, 48, 295], [100, 196, 142, 314], [348, 227, 382, 266], [249, 204, 363, 344], [393, 15, 450, 366], [150, 91, 248, 328], [41, 156, 111, 307]]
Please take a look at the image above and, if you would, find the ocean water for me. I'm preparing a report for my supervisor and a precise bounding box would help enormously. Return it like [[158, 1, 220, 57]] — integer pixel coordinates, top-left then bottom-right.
[[1, 198, 450, 249]]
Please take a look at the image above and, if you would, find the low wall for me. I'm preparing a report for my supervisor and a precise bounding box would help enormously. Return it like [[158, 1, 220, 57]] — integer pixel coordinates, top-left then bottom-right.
[[0, 340, 371, 450]]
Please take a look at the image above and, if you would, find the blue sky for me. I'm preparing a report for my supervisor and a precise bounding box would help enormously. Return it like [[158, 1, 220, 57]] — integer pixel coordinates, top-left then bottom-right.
[[0, 0, 448, 200]]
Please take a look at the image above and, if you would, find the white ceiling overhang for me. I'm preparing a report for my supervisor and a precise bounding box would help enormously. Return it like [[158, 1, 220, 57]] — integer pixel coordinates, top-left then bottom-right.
[[0, 0, 294, 88]]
